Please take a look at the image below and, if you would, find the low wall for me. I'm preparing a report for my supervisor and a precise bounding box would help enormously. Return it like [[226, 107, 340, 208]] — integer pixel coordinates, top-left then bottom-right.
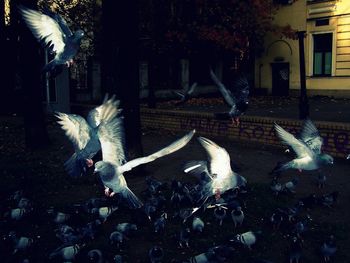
[[141, 107, 350, 158]]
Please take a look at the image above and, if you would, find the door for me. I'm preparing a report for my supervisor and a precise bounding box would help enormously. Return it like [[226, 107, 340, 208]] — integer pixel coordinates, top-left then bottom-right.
[[271, 62, 289, 96]]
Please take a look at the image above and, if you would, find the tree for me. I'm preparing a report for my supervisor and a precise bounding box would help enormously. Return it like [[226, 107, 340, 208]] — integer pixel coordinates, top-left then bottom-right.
[[101, 0, 143, 159], [16, 0, 49, 149]]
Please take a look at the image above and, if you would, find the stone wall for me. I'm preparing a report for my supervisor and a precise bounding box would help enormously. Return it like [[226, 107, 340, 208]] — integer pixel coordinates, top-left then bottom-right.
[[141, 108, 350, 158]]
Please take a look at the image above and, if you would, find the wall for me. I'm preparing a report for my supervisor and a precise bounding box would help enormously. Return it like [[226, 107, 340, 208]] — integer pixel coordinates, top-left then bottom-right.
[[141, 108, 350, 158]]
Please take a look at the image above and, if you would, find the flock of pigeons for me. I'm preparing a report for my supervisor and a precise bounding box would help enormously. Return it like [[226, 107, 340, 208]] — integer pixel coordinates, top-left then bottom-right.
[[6, 4, 342, 263], [1, 93, 341, 262]]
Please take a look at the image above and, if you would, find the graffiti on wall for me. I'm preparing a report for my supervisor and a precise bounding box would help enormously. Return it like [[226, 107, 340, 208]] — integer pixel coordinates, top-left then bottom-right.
[[179, 117, 350, 156]]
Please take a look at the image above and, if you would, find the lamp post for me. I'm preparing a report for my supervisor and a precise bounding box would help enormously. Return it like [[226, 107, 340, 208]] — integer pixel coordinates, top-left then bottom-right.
[[297, 31, 309, 120]]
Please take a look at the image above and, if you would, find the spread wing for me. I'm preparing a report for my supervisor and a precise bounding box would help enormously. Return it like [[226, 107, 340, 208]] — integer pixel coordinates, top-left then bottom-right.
[[87, 94, 121, 128], [300, 119, 323, 154], [18, 6, 65, 54], [274, 123, 313, 158], [210, 69, 236, 107], [56, 112, 91, 151], [97, 117, 126, 166], [119, 130, 196, 173], [197, 137, 232, 179]]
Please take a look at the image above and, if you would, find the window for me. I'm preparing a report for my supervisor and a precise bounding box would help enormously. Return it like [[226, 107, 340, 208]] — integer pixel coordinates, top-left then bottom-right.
[[313, 33, 332, 76], [315, 19, 329, 26]]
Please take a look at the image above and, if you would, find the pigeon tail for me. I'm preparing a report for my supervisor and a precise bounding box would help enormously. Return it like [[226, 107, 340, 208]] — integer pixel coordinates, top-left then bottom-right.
[[64, 153, 86, 178], [122, 187, 143, 209]]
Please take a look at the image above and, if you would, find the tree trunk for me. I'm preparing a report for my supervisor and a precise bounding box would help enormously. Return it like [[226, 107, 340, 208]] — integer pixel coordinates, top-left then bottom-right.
[[101, 0, 143, 159], [17, 0, 49, 150]]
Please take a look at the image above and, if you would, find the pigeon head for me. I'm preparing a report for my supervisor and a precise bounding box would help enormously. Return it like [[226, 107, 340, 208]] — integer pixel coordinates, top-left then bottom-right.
[[319, 154, 334, 165], [73, 30, 85, 41], [94, 161, 115, 179]]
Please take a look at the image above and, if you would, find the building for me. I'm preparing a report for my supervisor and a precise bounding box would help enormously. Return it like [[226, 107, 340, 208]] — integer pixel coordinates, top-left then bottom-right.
[[256, 0, 350, 97]]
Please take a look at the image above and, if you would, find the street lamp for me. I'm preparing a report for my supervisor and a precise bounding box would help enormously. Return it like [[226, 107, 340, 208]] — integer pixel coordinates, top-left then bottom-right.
[[297, 31, 309, 120]]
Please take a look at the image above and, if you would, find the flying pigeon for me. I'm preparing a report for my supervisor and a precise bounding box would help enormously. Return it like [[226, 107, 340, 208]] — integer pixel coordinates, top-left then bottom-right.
[[210, 69, 249, 126], [94, 118, 195, 208], [173, 82, 198, 105], [56, 94, 120, 178], [272, 120, 333, 174], [18, 5, 84, 76], [184, 137, 247, 204]]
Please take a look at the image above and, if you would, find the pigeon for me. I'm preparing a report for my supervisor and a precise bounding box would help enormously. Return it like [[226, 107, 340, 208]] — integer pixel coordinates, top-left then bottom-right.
[[115, 223, 138, 236], [91, 206, 118, 222], [319, 191, 339, 208], [192, 217, 205, 233], [49, 243, 84, 261], [270, 210, 285, 231], [47, 209, 71, 224], [320, 235, 337, 262], [145, 176, 166, 195], [154, 213, 167, 233], [270, 177, 283, 196], [18, 6, 84, 76], [87, 249, 103, 263], [149, 246, 164, 263], [113, 254, 124, 263], [347, 154, 350, 160], [6, 207, 29, 220], [282, 178, 299, 194], [78, 219, 102, 240], [289, 236, 303, 263], [213, 205, 227, 226], [109, 231, 124, 249], [94, 117, 195, 208], [272, 120, 333, 174], [230, 231, 261, 249], [210, 69, 249, 125], [317, 173, 327, 188], [184, 137, 247, 204], [8, 231, 33, 254], [178, 227, 191, 248], [231, 206, 244, 228], [174, 82, 198, 105], [56, 94, 120, 178]]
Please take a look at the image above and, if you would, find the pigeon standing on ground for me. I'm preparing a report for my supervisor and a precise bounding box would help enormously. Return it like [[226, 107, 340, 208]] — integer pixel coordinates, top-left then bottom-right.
[[289, 236, 303, 263], [231, 206, 244, 228], [18, 6, 84, 76], [210, 69, 249, 125], [94, 114, 195, 208], [272, 120, 333, 174], [184, 137, 247, 204], [49, 243, 84, 261], [8, 231, 33, 254], [230, 231, 261, 250], [192, 217, 205, 233], [57, 95, 120, 178], [321, 235, 337, 262], [282, 178, 299, 194], [149, 246, 164, 263]]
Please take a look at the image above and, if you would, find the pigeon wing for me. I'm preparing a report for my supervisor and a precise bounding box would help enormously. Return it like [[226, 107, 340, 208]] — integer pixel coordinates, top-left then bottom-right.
[[210, 69, 236, 107], [300, 119, 323, 154], [56, 112, 91, 151], [18, 6, 65, 54], [197, 137, 232, 178], [98, 117, 126, 166], [87, 94, 121, 128], [119, 130, 195, 173], [183, 161, 213, 181], [274, 123, 313, 158]]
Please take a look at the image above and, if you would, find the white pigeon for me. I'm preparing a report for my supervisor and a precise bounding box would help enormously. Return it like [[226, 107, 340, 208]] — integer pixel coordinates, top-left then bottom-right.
[[56, 94, 121, 177], [272, 120, 333, 173], [94, 119, 195, 208], [184, 137, 247, 203]]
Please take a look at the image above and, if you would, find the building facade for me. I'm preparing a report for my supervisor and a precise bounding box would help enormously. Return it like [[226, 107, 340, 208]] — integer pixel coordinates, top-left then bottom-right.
[[256, 0, 350, 97]]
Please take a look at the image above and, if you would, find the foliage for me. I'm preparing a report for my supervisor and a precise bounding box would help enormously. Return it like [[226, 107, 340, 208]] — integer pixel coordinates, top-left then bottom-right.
[[159, 0, 298, 60]]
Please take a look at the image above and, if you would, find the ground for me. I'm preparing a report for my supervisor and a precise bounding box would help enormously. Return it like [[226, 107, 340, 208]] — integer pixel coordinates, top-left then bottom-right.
[[0, 114, 349, 263]]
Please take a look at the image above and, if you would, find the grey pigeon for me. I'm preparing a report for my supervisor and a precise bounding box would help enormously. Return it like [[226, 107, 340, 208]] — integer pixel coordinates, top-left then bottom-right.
[[115, 223, 137, 236], [149, 246, 164, 263], [110, 231, 124, 249], [231, 206, 244, 228], [282, 178, 299, 194], [91, 206, 118, 222], [230, 231, 261, 249], [87, 249, 103, 263], [8, 231, 33, 254], [184, 137, 247, 204], [94, 120, 195, 208], [289, 236, 303, 263], [154, 213, 167, 233], [210, 69, 249, 125], [56, 95, 120, 178], [272, 120, 333, 174], [18, 6, 84, 76], [192, 217, 205, 233], [321, 235, 337, 262], [174, 82, 198, 105], [178, 227, 191, 248], [49, 243, 84, 261]]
